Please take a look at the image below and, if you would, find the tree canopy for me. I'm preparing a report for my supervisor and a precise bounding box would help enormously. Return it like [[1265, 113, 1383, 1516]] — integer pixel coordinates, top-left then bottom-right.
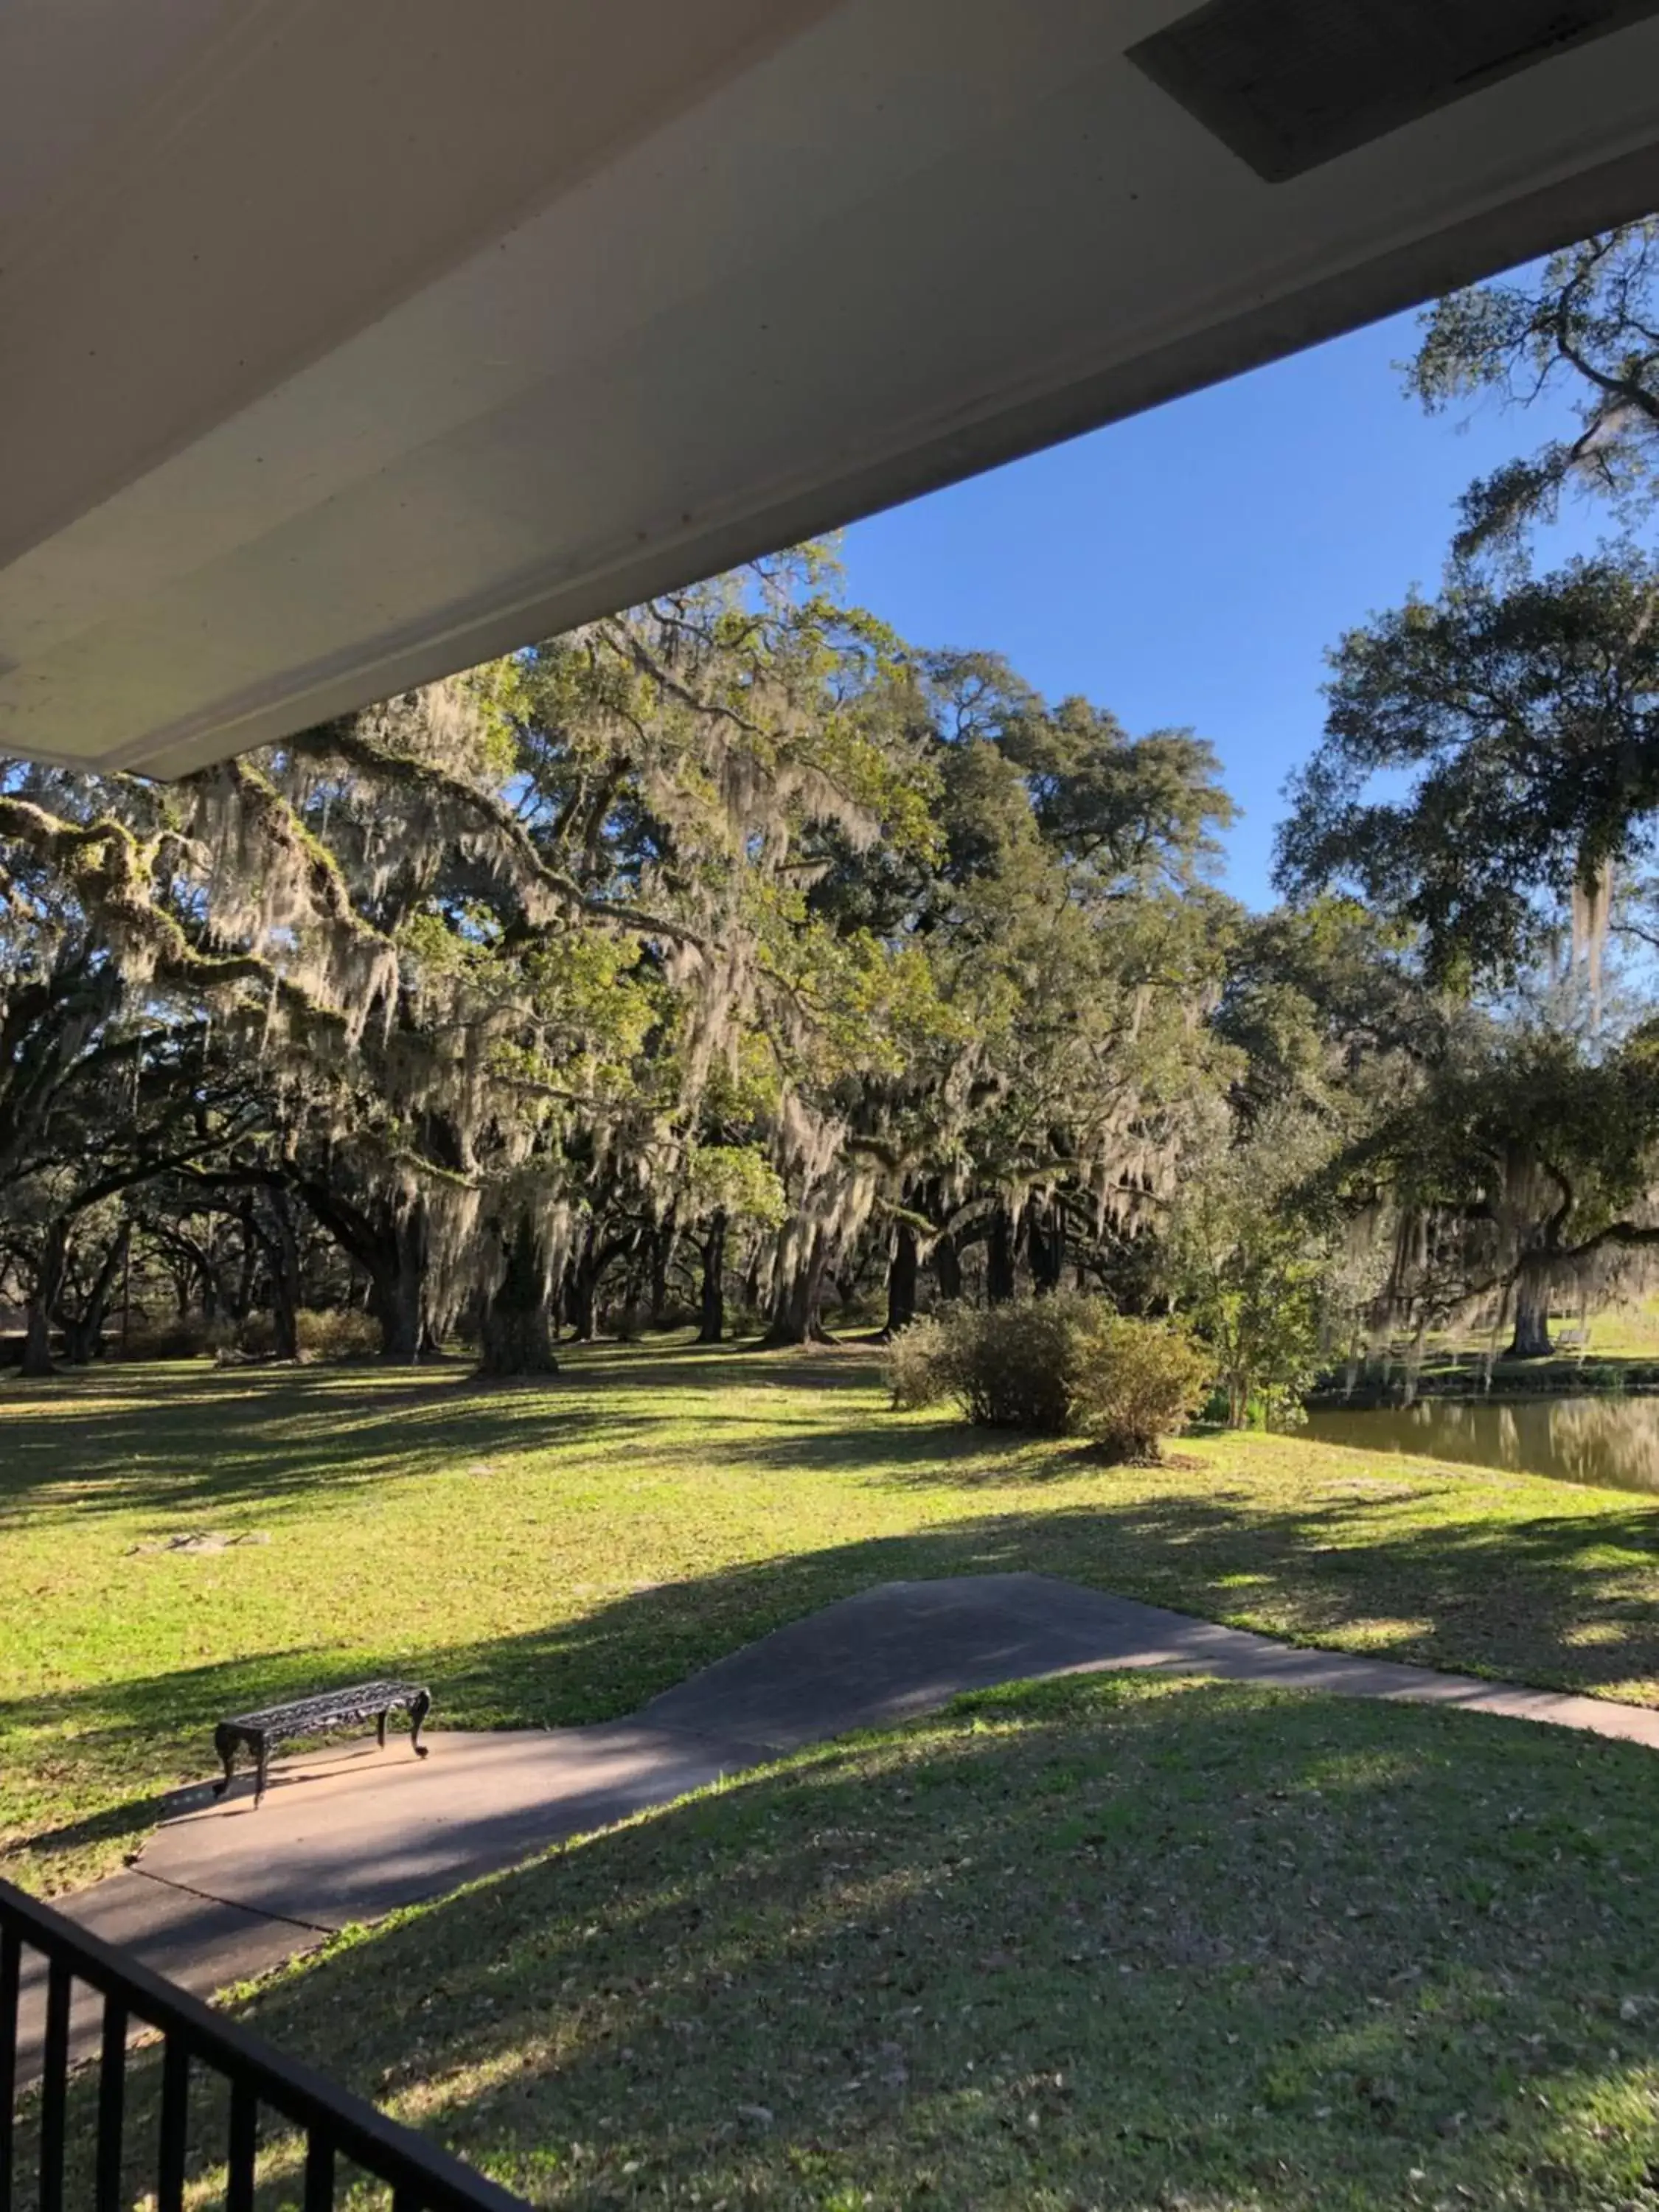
[[1409, 220, 1659, 560], [1276, 554, 1659, 984], [0, 549, 1250, 1375], [15, 223, 1659, 1405]]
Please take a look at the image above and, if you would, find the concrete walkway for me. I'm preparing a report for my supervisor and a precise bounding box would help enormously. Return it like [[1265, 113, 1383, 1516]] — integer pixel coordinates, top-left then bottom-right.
[[21, 1573, 1659, 2078]]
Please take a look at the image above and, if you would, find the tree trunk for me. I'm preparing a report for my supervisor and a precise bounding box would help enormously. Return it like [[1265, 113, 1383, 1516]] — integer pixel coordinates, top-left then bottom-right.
[[367, 1202, 430, 1363], [255, 1194, 302, 1362], [372, 1268, 422, 1361], [268, 1285, 299, 1363], [648, 1213, 677, 1329], [1027, 1197, 1064, 1295], [933, 1231, 962, 1302], [232, 1222, 259, 1324], [295, 1177, 429, 1363], [697, 1211, 728, 1344], [986, 1205, 1017, 1304], [479, 1211, 559, 1376], [762, 1226, 834, 1346], [886, 1219, 919, 1335], [565, 1260, 598, 1343], [60, 1223, 130, 1365], [1508, 1266, 1554, 1359], [22, 1218, 69, 1379], [564, 1223, 628, 1344]]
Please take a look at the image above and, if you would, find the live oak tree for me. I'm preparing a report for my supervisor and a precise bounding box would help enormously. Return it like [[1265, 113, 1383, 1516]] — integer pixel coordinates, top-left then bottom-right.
[[822, 653, 1239, 1324], [1270, 554, 1659, 1356], [0, 552, 960, 1368], [0, 547, 1426, 1383], [0, 762, 308, 1372], [1245, 223, 1659, 1365], [1276, 554, 1659, 988], [1332, 1019, 1659, 1359], [681, 1143, 787, 1343], [1166, 1101, 1341, 1426], [1409, 220, 1659, 561], [478, 554, 941, 1349]]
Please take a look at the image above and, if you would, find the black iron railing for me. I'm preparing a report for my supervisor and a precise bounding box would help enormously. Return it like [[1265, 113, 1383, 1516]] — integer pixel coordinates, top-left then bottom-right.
[[0, 1877, 528, 2211]]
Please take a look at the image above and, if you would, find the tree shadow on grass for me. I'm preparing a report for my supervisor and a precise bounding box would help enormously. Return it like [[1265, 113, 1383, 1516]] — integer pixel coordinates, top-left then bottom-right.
[[27, 1672, 1659, 2209], [0, 1367, 650, 1525], [565, 1337, 881, 1392], [703, 1398, 1659, 1691], [12, 1471, 1659, 1884], [0, 1345, 888, 1526], [425, 1484, 1659, 1712], [714, 1414, 1108, 1485]]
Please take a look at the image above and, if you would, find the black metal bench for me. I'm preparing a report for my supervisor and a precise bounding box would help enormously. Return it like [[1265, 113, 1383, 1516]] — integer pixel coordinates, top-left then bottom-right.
[[212, 1679, 431, 1808]]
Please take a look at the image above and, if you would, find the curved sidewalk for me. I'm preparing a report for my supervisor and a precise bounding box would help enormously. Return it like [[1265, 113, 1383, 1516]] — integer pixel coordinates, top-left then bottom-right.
[[23, 1574, 1659, 2077]]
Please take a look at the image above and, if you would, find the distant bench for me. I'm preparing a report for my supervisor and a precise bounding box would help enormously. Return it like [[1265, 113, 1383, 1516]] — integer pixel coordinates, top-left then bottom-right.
[[212, 1679, 431, 1808]]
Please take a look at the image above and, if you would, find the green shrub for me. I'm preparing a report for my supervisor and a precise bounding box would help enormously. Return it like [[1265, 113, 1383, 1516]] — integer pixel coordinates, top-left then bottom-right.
[[884, 1294, 1089, 1431], [300, 1307, 382, 1361], [119, 1315, 233, 1361], [235, 1310, 285, 1358], [1070, 1311, 1211, 1461], [238, 1307, 381, 1360], [938, 1295, 1085, 1431], [885, 1315, 951, 1409], [885, 1294, 1210, 1458]]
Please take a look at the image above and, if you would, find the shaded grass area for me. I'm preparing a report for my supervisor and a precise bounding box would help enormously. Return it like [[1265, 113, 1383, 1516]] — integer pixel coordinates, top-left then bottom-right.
[[8, 1342, 1659, 1892], [25, 1674, 1659, 2210]]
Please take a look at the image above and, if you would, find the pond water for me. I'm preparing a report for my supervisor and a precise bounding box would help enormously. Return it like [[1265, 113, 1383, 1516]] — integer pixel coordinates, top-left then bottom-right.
[[1302, 1395, 1659, 1496]]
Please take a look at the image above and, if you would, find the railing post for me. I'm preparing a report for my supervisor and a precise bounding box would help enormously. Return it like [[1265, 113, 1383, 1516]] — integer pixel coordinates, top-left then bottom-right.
[[94, 1991, 127, 2211], [158, 2033, 189, 2211], [304, 2128, 334, 2208], [38, 1958, 70, 2212], [0, 1878, 529, 2212], [226, 2076, 258, 2212], [0, 1927, 18, 2212]]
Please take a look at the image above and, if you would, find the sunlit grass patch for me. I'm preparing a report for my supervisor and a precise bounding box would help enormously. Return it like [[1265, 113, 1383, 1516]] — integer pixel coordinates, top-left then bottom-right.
[[7, 1343, 1659, 1892], [25, 1673, 1659, 2210]]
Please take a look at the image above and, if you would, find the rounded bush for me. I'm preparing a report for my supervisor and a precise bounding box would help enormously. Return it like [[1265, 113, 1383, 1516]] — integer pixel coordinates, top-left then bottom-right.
[[1068, 1311, 1212, 1461], [884, 1292, 1210, 1458], [237, 1307, 382, 1361]]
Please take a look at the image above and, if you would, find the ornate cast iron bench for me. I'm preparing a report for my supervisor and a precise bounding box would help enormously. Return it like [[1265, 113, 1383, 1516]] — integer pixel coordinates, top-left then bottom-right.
[[212, 1679, 431, 1808]]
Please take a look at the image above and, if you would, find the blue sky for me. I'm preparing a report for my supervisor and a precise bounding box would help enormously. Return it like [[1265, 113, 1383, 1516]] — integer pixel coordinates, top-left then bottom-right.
[[837, 305, 1598, 908]]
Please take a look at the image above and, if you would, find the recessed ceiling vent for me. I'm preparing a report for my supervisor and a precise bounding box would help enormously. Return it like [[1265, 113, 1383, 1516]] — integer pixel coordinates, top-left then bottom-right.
[[1127, 0, 1659, 181]]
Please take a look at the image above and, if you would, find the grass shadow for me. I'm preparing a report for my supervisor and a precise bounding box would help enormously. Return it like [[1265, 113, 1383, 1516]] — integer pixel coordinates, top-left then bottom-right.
[[12, 1466, 1659, 1884], [26, 1671, 1659, 2208], [11, 1349, 1659, 1891]]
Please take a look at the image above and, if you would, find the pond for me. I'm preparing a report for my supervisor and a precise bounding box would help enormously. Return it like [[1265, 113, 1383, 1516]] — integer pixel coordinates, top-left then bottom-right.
[[1302, 1394, 1659, 1496]]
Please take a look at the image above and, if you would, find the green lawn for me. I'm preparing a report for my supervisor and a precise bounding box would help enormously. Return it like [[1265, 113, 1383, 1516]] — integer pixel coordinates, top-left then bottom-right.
[[28, 1673, 1659, 2211], [7, 1340, 1659, 1896]]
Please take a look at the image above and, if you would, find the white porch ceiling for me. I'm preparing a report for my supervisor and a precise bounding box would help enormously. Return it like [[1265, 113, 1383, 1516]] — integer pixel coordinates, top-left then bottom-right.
[[4, 0, 1659, 775]]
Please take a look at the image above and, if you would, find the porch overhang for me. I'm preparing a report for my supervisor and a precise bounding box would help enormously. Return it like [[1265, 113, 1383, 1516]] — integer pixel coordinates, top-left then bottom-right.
[[5, 0, 1659, 775]]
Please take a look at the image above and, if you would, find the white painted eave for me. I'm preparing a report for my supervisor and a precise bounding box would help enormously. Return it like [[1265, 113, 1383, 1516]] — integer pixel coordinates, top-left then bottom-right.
[[4, 0, 1659, 776]]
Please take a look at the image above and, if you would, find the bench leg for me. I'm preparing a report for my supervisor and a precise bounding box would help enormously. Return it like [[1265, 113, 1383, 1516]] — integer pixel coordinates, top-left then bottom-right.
[[376, 1708, 389, 1750], [409, 1689, 431, 1760], [211, 1724, 239, 1799]]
